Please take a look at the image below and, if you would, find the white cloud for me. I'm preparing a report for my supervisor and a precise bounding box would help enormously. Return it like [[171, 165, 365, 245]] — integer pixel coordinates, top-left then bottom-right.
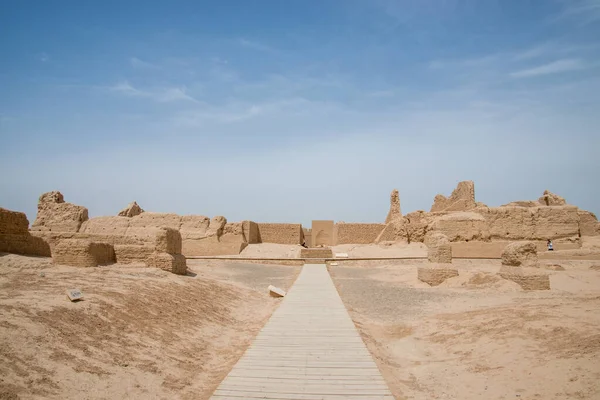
[[39, 52, 49, 62], [157, 87, 199, 103], [130, 57, 160, 69], [510, 59, 585, 78], [557, 0, 600, 25], [110, 81, 148, 97], [108, 81, 199, 103], [238, 38, 275, 52]]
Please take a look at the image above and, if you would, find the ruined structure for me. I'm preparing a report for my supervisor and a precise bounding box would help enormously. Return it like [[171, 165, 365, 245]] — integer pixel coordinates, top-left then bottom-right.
[[377, 181, 598, 257], [430, 181, 479, 212], [52, 239, 115, 267], [498, 241, 550, 290], [501, 241, 538, 268], [2, 181, 599, 261], [0, 207, 51, 256], [425, 232, 452, 263], [31, 191, 88, 232], [418, 232, 458, 286], [146, 227, 187, 275], [118, 201, 144, 217], [312, 220, 334, 247], [385, 189, 402, 223]]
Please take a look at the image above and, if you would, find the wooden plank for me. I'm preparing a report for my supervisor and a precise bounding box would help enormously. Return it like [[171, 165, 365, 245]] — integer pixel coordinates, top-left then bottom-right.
[[209, 264, 392, 399]]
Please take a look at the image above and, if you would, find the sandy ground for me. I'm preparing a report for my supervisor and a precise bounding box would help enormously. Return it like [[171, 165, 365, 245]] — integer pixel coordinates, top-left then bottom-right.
[[236, 242, 428, 259], [0, 254, 299, 400], [239, 243, 303, 258], [330, 260, 600, 400], [332, 242, 427, 258]]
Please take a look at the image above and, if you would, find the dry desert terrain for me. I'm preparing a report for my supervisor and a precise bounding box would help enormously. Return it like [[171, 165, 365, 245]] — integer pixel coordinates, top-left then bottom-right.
[[1, 250, 600, 399]]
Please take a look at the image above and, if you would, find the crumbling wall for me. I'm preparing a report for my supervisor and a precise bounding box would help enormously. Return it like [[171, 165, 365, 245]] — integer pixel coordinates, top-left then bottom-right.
[[498, 243, 549, 290], [243, 221, 260, 244], [80, 216, 131, 236], [538, 190, 566, 206], [114, 244, 154, 264], [257, 223, 303, 244], [425, 232, 452, 263], [146, 228, 187, 275], [385, 189, 402, 223], [334, 223, 386, 245], [481, 206, 580, 241], [430, 212, 490, 242], [31, 191, 88, 232], [0, 207, 51, 256], [312, 220, 334, 246], [118, 201, 144, 217], [578, 211, 599, 236], [501, 241, 538, 267], [0, 207, 29, 235], [52, 239, 115, 267], [430, 181, 478, 212], [125, 212, 182, 242]]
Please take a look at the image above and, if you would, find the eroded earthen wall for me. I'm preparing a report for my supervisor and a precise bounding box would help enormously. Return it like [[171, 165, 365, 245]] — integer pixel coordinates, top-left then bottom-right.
[[257, 223, 303, 244], [0, 207, 51, 256], [334, 223, 386, 245]]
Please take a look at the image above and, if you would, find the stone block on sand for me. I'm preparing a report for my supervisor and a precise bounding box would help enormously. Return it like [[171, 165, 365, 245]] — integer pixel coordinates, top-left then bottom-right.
[[498, 266, 550, 290], [501, 241, 538, 267], [146, 252, 187, 275], [425, 232, 453, 263]]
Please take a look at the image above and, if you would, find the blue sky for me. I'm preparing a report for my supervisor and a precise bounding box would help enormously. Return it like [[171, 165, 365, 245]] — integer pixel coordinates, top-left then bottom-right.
[[1, 0, 599, 226]]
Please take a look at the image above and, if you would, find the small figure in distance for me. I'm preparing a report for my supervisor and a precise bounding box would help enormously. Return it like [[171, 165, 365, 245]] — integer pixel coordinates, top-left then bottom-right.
[[547, 239, 554, 251], [301, 239, 308, 248]]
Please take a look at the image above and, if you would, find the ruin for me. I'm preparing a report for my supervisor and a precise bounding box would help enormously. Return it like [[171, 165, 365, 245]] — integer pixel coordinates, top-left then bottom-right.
[[146, 227, 187, 275], [0, 207, 51, 256], [52, 239, 115, 267], [118, 201, 144, 217], [418, 232, 459, 286], [498, 241, 550, 290], [0, 182, 598, 264], [385, 189, 402, 223], [430, 180, 479, 212]]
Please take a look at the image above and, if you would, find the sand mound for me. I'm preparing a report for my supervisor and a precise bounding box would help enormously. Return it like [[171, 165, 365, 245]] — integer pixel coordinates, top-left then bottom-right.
[[440, 271, 522, 292], [0, 254, 294, 399]]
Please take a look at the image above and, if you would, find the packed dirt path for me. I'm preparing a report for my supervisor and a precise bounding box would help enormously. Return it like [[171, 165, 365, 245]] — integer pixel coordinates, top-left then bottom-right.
[[211, 263, 393, 399], [0, 254, 299, 400]]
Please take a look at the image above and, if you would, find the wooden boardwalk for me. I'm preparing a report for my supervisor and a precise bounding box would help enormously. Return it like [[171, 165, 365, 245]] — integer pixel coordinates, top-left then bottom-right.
[[210, 263, 394, 400]]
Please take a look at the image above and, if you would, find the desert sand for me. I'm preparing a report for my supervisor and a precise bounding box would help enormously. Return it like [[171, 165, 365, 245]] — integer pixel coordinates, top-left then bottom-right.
[[0, 254, 299, 400], [330, 259, 600, 400], [2, 251, 600, 399]]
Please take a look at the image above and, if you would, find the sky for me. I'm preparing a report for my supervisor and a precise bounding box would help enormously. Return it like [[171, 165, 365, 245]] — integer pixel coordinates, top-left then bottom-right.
[[1, 0, 599, 226]]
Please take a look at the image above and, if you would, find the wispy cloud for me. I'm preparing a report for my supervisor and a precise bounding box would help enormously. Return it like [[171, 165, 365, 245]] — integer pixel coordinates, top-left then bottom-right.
[[109, 81, 199, 103], [510, 59, 585, 78], [428, 53, 504, 70], [130, 57, 160, 69], [39, 52, 49, 62], [238, 38, 275, 52], [172, 97, 337, 126], [557, 0, 600, 25]]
